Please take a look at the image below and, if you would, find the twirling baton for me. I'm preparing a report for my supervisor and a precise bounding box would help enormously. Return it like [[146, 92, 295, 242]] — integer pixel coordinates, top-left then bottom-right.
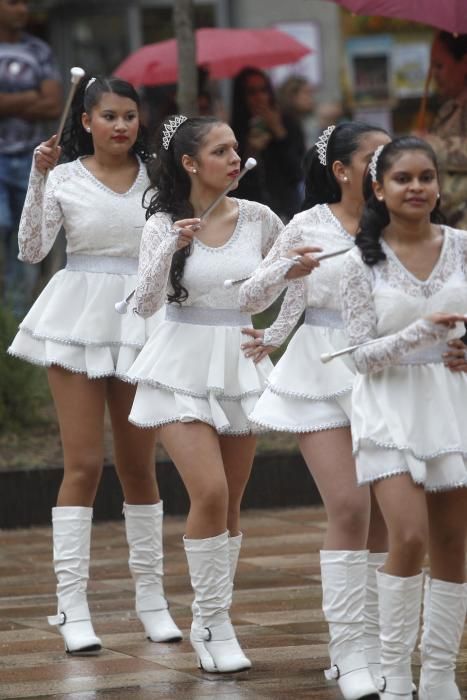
[[223, 247, 353, 288], [55, 67, 85, 145], [115, 157, 258, 314], [320, 337, 387, 364]]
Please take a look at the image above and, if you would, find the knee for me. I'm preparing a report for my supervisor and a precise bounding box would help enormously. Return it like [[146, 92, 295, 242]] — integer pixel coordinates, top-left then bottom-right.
[[328, 497, 370, 539], [390, 526, 427, 562], [195, 481, 228, 520], [62, 456, 103, 496]]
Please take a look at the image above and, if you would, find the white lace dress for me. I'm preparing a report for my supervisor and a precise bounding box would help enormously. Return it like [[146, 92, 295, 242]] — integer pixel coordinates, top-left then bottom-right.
[[8, 158, 161, 379], [340, 227, 467, 491], [239, 204, 355, 432], [127, 199, 284, 434]]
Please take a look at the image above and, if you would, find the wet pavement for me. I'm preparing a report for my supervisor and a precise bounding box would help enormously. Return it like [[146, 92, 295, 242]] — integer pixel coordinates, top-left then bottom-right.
[[0, 506, 465, 699]]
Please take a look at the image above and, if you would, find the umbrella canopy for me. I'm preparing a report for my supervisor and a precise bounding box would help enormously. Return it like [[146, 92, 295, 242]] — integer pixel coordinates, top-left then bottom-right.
[[324, 0, 467, 34], [114, 27, 312, 87]]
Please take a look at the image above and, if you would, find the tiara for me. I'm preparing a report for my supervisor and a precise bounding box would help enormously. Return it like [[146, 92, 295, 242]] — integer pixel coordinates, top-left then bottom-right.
[[369, 144, 384, 182], [315, 125, 336, 166], [85, 77, 96, 91], [162, 115, 188, 150]]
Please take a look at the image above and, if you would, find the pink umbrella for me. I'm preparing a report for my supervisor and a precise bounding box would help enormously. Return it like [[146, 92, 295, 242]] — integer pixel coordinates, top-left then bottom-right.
[[324, 0, 467, 34], [114, 27, 312, 87]]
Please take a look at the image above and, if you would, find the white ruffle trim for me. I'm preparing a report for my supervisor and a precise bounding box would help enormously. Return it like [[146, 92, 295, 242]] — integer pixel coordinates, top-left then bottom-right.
[[266, 381, 352, 402]]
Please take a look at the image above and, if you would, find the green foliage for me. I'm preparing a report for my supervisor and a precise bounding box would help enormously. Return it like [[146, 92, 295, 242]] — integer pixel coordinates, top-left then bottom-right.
[[0, 305, 49, 433]]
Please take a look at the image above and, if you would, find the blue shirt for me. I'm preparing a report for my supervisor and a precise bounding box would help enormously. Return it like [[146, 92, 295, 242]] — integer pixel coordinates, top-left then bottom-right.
[[0, 32, 61, 155]]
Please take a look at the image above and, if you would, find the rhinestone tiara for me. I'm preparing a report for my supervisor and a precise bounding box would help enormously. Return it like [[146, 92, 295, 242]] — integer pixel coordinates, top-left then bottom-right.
[[369, 144, 385, 182], [162, 115, 188, 150], [315, 125, 336, 166]]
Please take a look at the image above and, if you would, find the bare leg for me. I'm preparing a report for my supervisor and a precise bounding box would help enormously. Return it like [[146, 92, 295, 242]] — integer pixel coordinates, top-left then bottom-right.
[[159, 421, 228, 538], [426, 488, 467, 583], [220, 434, 256, 536], [298, 427, 371, 549], [48, 367, 106, 506], [106, 378, 159, 504], [367, 487, 388, 553], [372, 474, 428, 577]]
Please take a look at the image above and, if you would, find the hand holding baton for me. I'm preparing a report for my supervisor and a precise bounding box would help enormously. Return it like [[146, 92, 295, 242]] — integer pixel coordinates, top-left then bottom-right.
[[115, 158, 258, 314], [224, 246, 353, 288]]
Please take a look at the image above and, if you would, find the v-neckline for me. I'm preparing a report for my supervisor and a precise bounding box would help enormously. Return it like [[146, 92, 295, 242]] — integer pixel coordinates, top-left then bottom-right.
[[78, 156, 143, 196], [381, 227, 448, 285]]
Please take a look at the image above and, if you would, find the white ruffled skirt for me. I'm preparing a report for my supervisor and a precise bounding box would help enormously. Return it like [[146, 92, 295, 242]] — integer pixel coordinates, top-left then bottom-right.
[[8, 268, 161, 380], [352, 363, 467, 491], [127, 314, 273, 435], [250, 324, 354, 433]]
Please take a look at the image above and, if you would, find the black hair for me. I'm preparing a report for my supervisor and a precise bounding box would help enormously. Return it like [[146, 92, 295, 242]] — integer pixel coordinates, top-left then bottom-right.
[[436, 32, 467, 61], [230, 67, 276, 157], [301, 121, 389, 210], [356, 136, 445, 266], [60, 75, 150, 162], [145, 115, 223, 304]]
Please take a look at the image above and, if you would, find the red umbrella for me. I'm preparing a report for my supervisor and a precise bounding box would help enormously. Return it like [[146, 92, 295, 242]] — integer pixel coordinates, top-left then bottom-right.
[[114, 27, 312, 87], [324, 0, 467, 34]]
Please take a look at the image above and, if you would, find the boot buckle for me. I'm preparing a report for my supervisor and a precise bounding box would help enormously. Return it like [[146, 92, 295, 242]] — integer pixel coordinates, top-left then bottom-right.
[[377, 676, 387, 692], [324, 664, 340, 680]]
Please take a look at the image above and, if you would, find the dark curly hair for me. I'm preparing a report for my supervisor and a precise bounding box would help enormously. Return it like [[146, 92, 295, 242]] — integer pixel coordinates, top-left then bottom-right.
[[60, 75, 150, 163], [301, 121, 389, 211], [356, 136, 445, 266], [145, 115, 223, 304]]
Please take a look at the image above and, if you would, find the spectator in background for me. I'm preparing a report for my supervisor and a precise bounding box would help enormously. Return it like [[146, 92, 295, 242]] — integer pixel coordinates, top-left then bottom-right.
[[416, 32, 467, 230], [231, 66, 304, 222], [0, 0, 62, 314], [277, 74, 315, 150]]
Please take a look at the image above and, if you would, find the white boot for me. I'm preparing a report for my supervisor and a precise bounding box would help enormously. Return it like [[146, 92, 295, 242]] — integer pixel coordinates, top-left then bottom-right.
[[376, 570, 423, 700], [123, 502, 182, 642], [320, 550, 379, 700], [184, 531, 251, 673], [418, 576, 467, 700], [229, 532, 243, 582], [365, 554, 416, 696], [364, 552, 387, 683], [47, 506, 102, 654]]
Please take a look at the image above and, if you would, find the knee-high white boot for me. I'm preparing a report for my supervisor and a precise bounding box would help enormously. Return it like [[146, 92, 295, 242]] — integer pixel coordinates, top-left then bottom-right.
[[123, 502, 182, 642], [229, 532, 243, 582], [418, 576, 467, 700], [47, 506, 102, 654], [364, 552, 387, 682], [320, 550, 379, 700], [376, 570, 423, 700], [184, 531, 251, 673]]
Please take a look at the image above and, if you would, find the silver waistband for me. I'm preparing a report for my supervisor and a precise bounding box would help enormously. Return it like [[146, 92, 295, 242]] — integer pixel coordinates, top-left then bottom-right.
[[165, 305, 251, 327], [66, 254, 138, 275], [304, 307, 344, 329], [397, 343, 448, 366]]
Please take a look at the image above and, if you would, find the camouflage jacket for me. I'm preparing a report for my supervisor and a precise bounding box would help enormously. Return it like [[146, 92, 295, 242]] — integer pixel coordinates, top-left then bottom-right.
[[427, 88, 467, 230]]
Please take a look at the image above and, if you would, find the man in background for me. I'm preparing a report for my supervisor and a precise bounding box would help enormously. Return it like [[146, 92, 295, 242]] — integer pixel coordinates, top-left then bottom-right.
[[0, 0, 62, 315]]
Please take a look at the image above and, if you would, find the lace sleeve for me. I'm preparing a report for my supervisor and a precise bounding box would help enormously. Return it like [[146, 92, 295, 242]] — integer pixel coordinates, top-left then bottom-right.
[[18, 164, 65, 263], [263, 279, 306, 346], [134, 214, 179, 318], [340, 252, 450, 374], [239, 220, 304, 313]]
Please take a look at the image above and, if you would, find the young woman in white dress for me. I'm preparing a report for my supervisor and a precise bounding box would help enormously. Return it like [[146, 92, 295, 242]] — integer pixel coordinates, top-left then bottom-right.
[[340, 136, 467, 700], [239, 122, 393, 700], [126, 115, 284, 673], [8, 77, 181, 654]]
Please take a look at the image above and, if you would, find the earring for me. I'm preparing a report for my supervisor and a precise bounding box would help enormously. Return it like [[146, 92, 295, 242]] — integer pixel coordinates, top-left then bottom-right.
[[436, 193, 440, 199], [377, 196, 384, 201], [192, 169, 197, 174], [85, 127, 91, 133], [342, 176, 348, 182]]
